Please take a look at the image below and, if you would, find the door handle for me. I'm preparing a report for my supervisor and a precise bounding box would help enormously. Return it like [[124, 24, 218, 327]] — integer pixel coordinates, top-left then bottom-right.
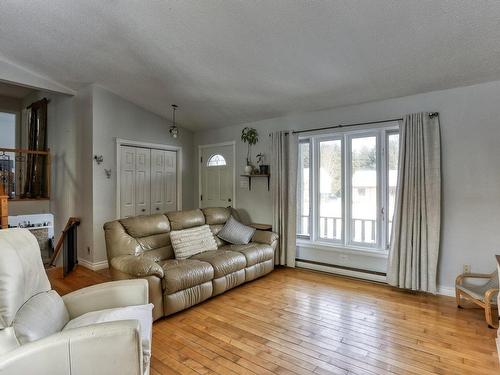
[[141, 209, 146, 212], [156, 207, 160, 211], [228, 198, 232, 202]]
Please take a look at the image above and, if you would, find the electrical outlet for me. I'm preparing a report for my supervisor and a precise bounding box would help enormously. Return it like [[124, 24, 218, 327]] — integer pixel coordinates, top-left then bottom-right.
[[463, 264, 471, 274]]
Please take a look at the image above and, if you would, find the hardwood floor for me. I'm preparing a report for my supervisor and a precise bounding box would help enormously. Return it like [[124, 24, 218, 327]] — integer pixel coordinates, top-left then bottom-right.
[[48, 266, 499, 374]]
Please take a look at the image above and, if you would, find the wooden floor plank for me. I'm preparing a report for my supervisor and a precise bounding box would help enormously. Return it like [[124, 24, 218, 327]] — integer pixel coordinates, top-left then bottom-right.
[[48, 266, 499, 374]]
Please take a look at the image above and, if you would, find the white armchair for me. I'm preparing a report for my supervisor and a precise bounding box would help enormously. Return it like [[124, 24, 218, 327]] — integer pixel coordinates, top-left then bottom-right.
[[0, 229, 152, 375]]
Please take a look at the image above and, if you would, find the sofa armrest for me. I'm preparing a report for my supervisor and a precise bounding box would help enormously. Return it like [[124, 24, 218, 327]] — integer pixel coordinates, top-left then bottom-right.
[[252, 230, 279, 248], [110, 254, 164, 279], [0, 320, 143, 375], [62, 279, 149, 319]]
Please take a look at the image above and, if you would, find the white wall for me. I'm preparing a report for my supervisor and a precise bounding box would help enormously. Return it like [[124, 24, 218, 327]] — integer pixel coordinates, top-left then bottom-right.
[[90, 86, 194, 263], [194, 79, 500, 290]]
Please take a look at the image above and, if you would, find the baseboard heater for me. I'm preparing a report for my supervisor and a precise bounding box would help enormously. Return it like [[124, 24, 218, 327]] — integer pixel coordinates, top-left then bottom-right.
[[295, 258, 387, 283]]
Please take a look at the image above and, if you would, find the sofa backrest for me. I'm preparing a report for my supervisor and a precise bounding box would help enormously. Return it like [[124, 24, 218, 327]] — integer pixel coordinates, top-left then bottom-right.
[[103, 207, 234, 262]]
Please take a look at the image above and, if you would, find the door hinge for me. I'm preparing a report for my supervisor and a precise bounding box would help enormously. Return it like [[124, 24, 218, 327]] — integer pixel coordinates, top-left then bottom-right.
[[200, 156, 203, 163], [200, 194, 203, 201]]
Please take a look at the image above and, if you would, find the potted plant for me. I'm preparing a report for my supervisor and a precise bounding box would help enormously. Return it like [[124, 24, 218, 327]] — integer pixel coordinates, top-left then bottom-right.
[[256, 153, 269, 175], [241, 127, 258, 174]]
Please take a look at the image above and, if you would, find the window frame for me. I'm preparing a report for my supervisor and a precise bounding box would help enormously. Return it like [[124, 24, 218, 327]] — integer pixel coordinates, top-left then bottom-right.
[[297, 122, 399, 252]]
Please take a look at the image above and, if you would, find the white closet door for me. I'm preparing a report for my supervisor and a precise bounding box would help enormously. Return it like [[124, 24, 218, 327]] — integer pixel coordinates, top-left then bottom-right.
[[164, 150, 177, 212], [120, 146, 136, 218], [135, 147, 151, 215], [151, 149, 165, 214]]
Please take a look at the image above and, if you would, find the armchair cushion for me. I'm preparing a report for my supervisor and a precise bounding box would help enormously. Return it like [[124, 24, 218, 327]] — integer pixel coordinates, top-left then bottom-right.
[[110, 254, 164, 279], [13, 291, 69, 345], [63, 304, 153, 371]]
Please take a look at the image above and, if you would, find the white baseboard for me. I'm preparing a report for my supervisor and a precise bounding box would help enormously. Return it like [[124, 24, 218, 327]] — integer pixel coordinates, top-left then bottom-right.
[[436, 285, 455, 297], [296, 261, 455, 297], [78, 258, 109, 271]]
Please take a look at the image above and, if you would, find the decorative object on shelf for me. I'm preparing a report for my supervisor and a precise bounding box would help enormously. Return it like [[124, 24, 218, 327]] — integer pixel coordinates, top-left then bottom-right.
[[93, 155, 103, 165], [240, 174, 270, 191], [104, 169, 112, 179], [256, 153, 269, 175], [169, 104, 179, 138], [241, 127, 258, 172]]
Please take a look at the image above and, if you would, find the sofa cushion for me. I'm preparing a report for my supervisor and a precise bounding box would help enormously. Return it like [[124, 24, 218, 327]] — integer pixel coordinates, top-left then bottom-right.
[[217, 216, 256, 245], [219, 243, 274, 267], [120, 214, 170, 238], [160, 259, 214, 294], [202, 207, 231, 225], [13, 290, 69, 344], [64, 304, 153, 370], [170, 225, 218, 259], [190, 250, 246, 278], [167, 209, 205, 230]]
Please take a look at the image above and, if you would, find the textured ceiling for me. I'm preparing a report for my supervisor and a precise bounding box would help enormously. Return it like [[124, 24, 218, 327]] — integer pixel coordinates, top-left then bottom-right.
[[1, 1, 500, 130]]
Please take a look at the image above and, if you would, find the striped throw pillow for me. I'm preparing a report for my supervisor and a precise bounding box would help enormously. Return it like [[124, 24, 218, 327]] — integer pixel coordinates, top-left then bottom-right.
[[217, 216, 256, 245], [170, 225, 218, 259]]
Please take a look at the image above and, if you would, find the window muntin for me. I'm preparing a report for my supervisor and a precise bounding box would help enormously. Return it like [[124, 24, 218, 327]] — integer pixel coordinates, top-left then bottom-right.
[[319, 139, 343, 241], [297, 141, 311, 237], [206, 154, 227, 166], [297, 124, 398, 252]]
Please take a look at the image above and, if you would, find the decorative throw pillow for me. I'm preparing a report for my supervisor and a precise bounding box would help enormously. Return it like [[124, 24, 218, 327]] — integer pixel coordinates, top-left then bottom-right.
[[13, 290, 70, 344], [170, 224, 218, 259], [217, 216, 256, 245]]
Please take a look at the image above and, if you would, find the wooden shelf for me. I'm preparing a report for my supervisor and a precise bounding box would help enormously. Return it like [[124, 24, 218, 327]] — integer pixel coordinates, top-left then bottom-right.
[[240, 174, 270, 191]]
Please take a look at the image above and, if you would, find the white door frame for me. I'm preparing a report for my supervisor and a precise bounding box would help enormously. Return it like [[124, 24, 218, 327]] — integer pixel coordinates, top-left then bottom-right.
[[198, 141, 236, 209], [116, 138, 183, 219]]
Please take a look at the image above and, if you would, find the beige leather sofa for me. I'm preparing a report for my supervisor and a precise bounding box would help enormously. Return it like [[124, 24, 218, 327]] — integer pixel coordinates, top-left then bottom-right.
[[0, 228, 151, 375], [104, 207, 278, 320]]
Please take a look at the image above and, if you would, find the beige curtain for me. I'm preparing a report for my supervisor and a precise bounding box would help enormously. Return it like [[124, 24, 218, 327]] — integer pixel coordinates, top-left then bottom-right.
[[271, 131, 298, 266], [387, 112, 441, 293]]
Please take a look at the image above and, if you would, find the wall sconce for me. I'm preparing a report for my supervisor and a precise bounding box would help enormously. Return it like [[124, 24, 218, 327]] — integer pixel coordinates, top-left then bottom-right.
[[169, 104, 179, 139], [94, 155, 103, 165]]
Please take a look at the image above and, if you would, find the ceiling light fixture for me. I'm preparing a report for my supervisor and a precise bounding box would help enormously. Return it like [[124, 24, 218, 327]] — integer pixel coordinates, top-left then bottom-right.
[[169, 104, 179, 138]]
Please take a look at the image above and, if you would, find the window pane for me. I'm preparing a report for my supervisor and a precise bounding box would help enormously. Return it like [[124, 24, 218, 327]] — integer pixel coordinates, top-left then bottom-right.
[[319, 139, 342, 240], [351, 136, 377, 244], [207, 154, 226, 166], [387, 133, 399, 241], [0, 112, 16, 198], [297, 142, 310, 236]]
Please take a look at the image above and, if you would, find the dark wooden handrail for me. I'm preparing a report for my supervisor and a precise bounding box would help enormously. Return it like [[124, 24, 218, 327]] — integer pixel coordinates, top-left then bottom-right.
[[47, 217, 80, 268]]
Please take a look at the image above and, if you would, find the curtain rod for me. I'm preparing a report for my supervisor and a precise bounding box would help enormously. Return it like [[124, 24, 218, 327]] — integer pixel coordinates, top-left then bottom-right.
[[288, 112, 439, 135]]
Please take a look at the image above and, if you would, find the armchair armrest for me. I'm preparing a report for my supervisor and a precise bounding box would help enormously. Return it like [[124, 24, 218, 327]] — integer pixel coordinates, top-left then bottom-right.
[[62, 279, 148, 319], [252, 230, 279, 248], [110, 254, 164, 279], [0, 320, 143, 375], [456, 272, 495, 286]]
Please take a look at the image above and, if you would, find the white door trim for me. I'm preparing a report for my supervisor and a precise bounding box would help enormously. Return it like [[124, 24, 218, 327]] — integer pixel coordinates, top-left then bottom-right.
[[116, 138, 182, 219], [198, 141, 236, 209]]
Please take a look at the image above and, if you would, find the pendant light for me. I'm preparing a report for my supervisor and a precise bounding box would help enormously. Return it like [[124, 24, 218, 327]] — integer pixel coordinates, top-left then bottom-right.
[[169, 104, 179, 138]]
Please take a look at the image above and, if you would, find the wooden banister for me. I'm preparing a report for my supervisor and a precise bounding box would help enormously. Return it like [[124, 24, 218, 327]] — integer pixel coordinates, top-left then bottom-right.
[[47, 217, 80, 268], [0, 186, 7, 229]]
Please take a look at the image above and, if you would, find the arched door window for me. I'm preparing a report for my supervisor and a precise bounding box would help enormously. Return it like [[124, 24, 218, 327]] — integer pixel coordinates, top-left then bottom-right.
[[207, 154, 227, 166]]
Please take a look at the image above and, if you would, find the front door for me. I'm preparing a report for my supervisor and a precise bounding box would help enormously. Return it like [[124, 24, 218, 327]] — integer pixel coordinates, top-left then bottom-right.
[[200, 144, 234, 208]]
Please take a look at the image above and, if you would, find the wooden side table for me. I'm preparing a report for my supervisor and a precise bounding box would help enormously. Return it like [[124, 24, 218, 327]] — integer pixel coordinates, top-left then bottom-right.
[[250, 223, 272, 231]]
